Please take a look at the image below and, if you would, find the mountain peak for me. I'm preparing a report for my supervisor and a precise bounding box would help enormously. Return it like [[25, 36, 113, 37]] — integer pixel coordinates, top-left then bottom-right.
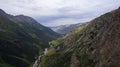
[[118, 7, 120, 11], [15, 15, 30, 19], [0, 9, 6, 13], [0, 9, 11, 17], [0, 9, 7, 16]]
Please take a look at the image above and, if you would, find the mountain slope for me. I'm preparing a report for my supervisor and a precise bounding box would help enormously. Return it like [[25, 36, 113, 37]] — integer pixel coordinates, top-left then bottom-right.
[[50, 23, 82, 35], [0, 9, 60, 67], [40, 7, 120, 67]]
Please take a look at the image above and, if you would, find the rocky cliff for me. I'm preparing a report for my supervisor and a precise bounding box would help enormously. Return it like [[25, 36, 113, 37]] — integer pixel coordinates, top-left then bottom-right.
[[40, 7, 120, 67]]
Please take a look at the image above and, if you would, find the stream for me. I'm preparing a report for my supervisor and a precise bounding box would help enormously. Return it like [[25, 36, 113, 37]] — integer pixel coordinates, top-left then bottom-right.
[[33, 48, 48, 67], [33, 55, 43, 67]]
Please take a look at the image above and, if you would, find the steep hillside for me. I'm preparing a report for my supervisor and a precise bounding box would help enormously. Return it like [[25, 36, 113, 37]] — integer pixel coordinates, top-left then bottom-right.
[[40, 7, 120, 67], [50, 23, 82, 35], [0, 9, 60, 67]]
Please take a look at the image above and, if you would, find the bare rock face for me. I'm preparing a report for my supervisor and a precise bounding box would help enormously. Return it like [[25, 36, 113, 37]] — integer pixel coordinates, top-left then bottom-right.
[[70, 54, 80, 67], [90, 7, 120, 67], [68, 7, 120, 67]]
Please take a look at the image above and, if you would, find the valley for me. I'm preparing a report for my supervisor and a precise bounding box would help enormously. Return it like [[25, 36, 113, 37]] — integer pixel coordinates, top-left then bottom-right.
[[0, 3, 120, 67]]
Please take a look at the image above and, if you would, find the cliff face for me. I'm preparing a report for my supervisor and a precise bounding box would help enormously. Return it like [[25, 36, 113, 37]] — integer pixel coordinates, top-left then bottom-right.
[[40, 7, 120, 67], [69, 7, 120, 67]]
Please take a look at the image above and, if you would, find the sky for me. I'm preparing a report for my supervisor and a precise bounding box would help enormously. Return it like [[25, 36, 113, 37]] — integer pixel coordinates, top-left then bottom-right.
[[0, 0, 120, 26]]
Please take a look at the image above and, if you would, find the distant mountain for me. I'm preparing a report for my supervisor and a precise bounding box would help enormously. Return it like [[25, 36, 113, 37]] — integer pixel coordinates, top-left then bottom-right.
[[0, 9, 60, 67], [50, 23, 82, 35], [40, 7, 120, 67]]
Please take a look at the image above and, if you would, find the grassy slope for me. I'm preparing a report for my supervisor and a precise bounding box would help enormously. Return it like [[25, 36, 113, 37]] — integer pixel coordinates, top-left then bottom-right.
[[0, 10, 60, 67]]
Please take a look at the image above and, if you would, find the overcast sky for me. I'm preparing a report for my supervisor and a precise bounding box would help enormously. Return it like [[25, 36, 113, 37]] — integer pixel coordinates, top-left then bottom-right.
[[0, 0, 120, 26]]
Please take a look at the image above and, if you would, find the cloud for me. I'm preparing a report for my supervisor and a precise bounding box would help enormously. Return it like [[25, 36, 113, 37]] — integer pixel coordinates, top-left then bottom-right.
[[0, 0, 120, 26], [43, 18, 81, 27], [45, 17, 94, 27]]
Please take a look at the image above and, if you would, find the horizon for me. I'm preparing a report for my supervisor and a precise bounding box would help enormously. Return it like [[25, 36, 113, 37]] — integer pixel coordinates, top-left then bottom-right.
[[0, 0, 120, 26]]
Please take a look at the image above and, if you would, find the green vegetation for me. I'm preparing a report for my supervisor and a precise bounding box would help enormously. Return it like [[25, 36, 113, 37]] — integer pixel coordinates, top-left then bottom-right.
[[29, 33, 37, 38], [41, 50, 73, 67], [46, 48, 56, 56], [0, 9, 60, 67], [49, 38, 63, 47], [0, 63, 13, 67], [40, 36, 74, 67]]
